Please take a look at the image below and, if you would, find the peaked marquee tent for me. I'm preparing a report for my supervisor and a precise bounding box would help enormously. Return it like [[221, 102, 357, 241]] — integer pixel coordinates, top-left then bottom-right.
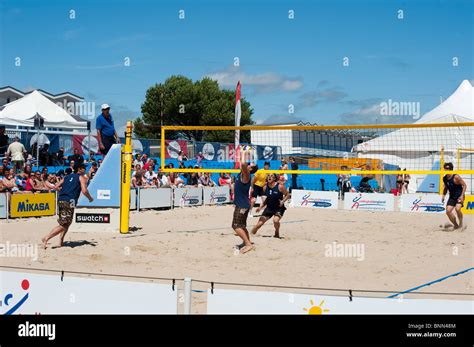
[[0, 90, 87, 130], [354, 80, 474, 193]]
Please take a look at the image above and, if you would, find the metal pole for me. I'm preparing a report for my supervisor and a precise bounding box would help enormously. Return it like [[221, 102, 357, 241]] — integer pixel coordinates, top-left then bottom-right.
[[88, 129, 92, 162], [36, 128, 40, 168], [183, 277, 192, 314], [120, 121, 133, 233]]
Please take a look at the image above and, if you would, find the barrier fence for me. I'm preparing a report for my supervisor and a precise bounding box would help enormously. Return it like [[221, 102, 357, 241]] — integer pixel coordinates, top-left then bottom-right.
[[1, 265, 472, 315], [2, 188, 473, 219]]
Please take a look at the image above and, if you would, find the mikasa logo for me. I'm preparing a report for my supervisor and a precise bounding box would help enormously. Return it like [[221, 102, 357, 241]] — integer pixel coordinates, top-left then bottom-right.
[[18, 321, 56, 340]]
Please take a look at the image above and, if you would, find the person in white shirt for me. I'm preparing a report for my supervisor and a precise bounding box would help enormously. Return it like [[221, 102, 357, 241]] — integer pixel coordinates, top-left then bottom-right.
[[144, 165, 157, 184], [6, 137, 27, 174]]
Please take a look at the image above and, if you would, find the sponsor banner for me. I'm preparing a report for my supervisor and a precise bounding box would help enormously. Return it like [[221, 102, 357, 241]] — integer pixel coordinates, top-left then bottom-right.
[[0, 193, 7, 219], [75, 213, 110, 223], [97, 189, 111, 200], [165, 140, 188, 159], [344, 193, 394, 211], [290, 189, 338, 209], [173, 187, 203, 207], [70, 208, 120, 233], [195, 142, 220, 161], [400, 194, 445, 213], [257, 145, 278, 160], [1, 270, 177, 314], [203, 186, 230, 205], [73, 135, 101, 155], [139, 188, 172, 209], [10, 193, 56, 218], [461, 195, 474, 215], [207, 289, 472, 314]]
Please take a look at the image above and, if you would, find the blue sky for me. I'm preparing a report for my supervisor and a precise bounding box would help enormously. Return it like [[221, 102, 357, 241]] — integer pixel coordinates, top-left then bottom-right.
[[1, 0, 472, 132]]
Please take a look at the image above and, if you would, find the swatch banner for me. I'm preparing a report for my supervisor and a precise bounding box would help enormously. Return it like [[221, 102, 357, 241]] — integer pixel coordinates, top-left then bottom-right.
[[257, 145, 278, 160], [165, 140, 188, 159], [195, 142, 220, 161]]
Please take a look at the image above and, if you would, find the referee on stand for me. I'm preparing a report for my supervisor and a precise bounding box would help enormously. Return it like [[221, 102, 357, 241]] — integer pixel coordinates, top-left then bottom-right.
[[96, 104, 120, 156]]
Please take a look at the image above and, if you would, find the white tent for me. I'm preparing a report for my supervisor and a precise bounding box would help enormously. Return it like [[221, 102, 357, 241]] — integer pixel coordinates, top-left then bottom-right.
[[354, 80, 474, 193], [0, 90, 87, 130]]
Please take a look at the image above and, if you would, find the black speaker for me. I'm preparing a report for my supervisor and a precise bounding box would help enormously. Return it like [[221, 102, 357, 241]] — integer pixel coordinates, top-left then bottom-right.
[[87, 121, 91, 131]]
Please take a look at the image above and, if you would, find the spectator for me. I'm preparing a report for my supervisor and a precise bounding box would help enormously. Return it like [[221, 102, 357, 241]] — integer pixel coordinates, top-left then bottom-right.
[[196, 152, 204, 165], [6, 137, 26, 174], [69, 160, 75, 171], [151, 176, 161, 188], [133, 153, 142, 167], [26, 154, 33, 166], [19, 164, 33, 180], [159, 172, 170, 188], [144, 165, 157, 184], [88, 150, 96, 163], [169, 171, 185, 188], [31, 171, 48, 192], [41, 167, 49, 181], [279, 159, 288, 184], [131, 171, 146, 188], [52, 147, 66, 166], [2, 169, 19, 193], [336, 166, 351, 200], [68, 148, 84, 166], [96, 104, 120, 156], [143, 157, 154, 171], [88, 162, 98, 180], [289, 157, 299, 191], [43, 174, 59, 191], [97, 159, 103, 168], [1, 158, 10, 172], [0, 126, 9, 157], [39, 143, 51, 166], [141, 154, 148, 166], [199, 172, 215, 187], [132, 163, 142, 177]]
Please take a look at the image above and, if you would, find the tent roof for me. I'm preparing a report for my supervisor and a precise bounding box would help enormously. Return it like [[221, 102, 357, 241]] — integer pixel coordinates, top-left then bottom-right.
[[0, 90, 87, 129], [354, 80, 474, 153], [416, 79, 474, 124]]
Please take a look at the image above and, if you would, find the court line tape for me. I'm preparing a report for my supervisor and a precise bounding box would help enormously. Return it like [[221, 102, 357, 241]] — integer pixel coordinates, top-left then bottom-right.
[[387, 267, 474, 298]]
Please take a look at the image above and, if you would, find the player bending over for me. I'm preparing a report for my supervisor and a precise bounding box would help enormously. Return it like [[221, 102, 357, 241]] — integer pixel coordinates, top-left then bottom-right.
[[252, 173, 290, 239], [442, 162, 467, 230]]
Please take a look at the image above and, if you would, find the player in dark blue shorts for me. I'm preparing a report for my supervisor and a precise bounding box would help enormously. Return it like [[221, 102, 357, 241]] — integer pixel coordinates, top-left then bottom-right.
[[442, 162, 467, 230], [251, 174, 290, 239]]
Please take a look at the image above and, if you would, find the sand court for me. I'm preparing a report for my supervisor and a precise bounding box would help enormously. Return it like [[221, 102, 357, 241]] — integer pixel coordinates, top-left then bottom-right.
[[1, 204, 472, 313]]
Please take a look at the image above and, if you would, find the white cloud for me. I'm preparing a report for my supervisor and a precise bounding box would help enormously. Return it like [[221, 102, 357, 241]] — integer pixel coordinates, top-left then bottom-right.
[[206, 66, 303, 93]]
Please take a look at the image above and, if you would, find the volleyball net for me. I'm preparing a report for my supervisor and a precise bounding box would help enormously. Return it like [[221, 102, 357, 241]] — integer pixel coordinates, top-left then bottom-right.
[[160, 122, 474, 193]]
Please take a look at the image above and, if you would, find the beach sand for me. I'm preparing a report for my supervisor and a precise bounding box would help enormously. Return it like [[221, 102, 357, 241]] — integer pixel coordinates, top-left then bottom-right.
[[1, 205, 472, 313]]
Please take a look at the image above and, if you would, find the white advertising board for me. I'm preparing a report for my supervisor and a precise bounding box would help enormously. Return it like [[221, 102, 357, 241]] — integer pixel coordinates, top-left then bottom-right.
[[344, 193, 395, 211], [0, 271, 177, 314], [139, 188, 172, 209], [290, 189, 338, 209], [203, 186, 230, 205], [173, 187, 203, 207], [400, 194, 445, 213], [207, 289, 472, 314]]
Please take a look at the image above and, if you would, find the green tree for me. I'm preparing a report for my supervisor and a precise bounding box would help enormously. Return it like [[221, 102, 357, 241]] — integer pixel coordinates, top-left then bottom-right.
[[134, 76, 254, 143]]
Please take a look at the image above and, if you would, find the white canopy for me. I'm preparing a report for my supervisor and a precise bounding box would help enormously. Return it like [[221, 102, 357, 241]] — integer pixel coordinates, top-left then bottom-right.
[[353, 80, 474, 193], [0, 90, 87, 130], [354, 80, 474, 154]]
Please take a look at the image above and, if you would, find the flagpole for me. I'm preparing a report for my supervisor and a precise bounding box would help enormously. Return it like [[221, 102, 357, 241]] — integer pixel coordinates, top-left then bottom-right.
[[234, 81, 241, 168]]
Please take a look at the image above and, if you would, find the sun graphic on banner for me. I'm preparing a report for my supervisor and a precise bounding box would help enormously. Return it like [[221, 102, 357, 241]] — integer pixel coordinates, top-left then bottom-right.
[[303, 299, 330, 315]]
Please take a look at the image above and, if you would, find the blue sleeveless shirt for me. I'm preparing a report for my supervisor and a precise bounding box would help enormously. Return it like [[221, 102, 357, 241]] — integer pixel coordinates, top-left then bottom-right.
[[234, 173, 251, 209], [58, 173, 82, 204]]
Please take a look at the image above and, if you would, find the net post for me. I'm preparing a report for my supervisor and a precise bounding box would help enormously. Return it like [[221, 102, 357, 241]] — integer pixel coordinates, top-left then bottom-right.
[[439, 146, 445, 195], [120, 121, 133, 234], [161, 126, 165, 170], [183, 277, 192, 314]]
